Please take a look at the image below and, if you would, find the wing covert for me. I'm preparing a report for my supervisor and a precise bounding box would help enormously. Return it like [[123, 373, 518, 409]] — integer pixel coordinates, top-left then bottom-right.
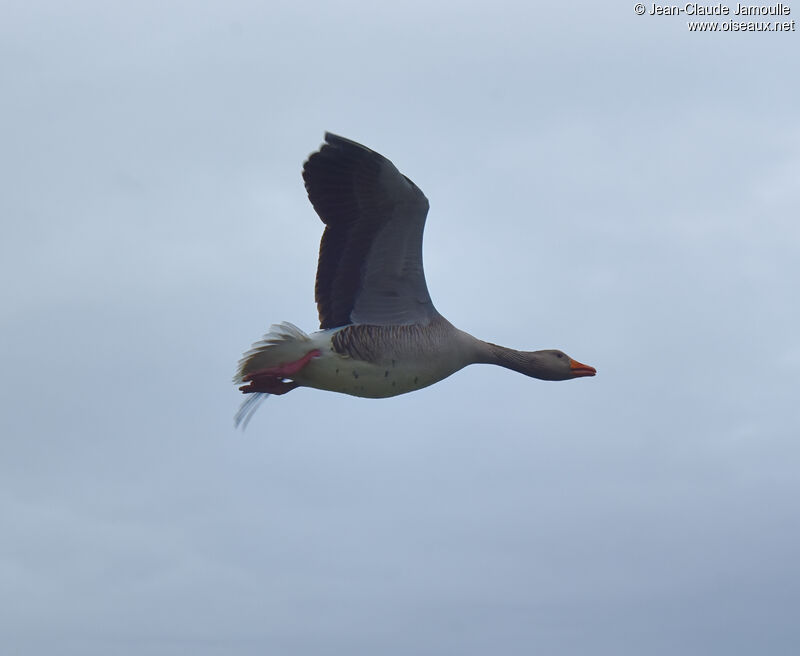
[[303, 133, 436, 329]]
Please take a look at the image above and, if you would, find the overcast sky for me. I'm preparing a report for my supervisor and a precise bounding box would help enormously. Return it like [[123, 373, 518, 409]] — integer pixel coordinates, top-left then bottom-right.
[[2, 2, 799, 655]]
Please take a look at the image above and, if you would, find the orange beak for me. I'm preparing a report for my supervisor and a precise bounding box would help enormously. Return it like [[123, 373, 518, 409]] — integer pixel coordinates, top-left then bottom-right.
[[569, 358, 597, 377]]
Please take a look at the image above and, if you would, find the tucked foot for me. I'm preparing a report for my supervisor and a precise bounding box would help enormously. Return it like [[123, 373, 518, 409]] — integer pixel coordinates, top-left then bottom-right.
[[239, 377, 299, 395], [239, 349, 321, 395]]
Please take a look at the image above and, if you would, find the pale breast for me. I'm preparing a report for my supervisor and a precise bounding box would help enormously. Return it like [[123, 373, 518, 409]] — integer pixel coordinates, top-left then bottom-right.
[[291, 322, 468, 398]]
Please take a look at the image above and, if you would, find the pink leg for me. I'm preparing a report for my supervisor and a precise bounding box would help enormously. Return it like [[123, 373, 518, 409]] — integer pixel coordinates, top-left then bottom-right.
[[242, 349, 321, 380], [239, 349, 321, 395]]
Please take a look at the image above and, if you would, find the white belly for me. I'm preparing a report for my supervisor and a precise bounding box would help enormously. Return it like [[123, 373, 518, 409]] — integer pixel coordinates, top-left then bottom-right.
[[291, 331, 459, 398]]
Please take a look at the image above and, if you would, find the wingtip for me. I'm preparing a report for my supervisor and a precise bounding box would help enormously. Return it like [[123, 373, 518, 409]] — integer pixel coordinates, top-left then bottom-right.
[[320, 131, 342, 145], [321, 132, 375, 154]]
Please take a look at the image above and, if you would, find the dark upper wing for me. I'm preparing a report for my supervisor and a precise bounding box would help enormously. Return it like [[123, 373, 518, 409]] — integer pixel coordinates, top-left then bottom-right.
[[303, 132, 437, 329]]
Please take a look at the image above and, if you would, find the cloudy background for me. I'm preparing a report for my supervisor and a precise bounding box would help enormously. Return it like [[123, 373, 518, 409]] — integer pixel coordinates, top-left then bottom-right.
[[2, 2, 799, 654]]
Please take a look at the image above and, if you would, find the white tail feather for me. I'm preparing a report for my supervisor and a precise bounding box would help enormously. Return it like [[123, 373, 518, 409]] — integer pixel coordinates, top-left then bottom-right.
[[233, 322, 312, 429], [234, 392, 268, 429], [233, 322, 311, 384]]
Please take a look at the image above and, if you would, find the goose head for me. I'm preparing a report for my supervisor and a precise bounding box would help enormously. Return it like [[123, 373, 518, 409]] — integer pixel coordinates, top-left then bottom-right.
[[527, 349, 597, 381]]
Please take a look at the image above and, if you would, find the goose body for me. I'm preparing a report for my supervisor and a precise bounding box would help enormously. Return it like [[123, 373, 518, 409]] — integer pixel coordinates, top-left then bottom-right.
[[242, 317, 473, 400], [235, 133, 595, 424]]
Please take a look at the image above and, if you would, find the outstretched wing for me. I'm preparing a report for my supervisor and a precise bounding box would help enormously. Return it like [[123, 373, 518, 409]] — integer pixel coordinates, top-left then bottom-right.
[[302, 132, 437, 329]]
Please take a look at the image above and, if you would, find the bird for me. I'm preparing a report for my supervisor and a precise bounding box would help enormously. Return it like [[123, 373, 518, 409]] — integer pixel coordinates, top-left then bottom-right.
[[234, 132, 595, 426]]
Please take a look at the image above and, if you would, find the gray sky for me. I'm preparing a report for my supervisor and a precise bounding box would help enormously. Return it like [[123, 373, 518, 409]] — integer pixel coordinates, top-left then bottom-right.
[[2, 2, 799, 655]]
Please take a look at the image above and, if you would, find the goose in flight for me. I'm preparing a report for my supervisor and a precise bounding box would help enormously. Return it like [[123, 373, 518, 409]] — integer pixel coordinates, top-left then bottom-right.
[[234, 133, 595, 425]]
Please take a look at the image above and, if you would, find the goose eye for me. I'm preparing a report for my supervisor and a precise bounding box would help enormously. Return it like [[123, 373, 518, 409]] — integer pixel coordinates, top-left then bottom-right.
[[556, 353, 563, 359]]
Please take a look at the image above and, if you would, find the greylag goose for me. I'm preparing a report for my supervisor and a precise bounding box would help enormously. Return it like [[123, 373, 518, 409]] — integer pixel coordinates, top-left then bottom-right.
[[234, 133, 595, 425]]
